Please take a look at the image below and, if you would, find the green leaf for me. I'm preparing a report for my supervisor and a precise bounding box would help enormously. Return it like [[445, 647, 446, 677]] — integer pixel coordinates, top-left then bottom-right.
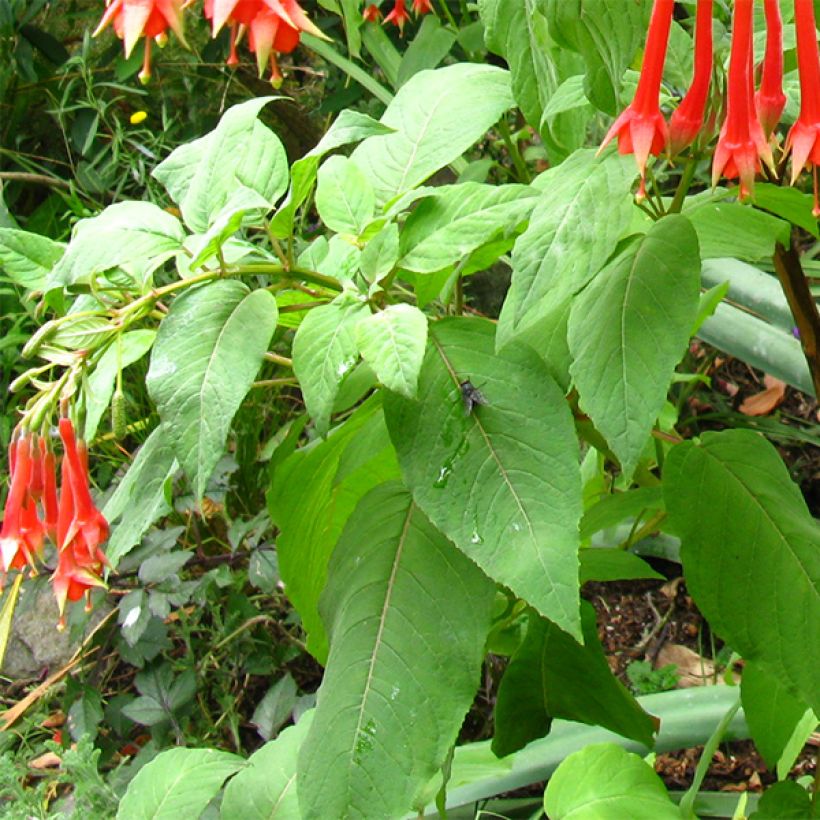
[[252, 674, 298, 742], [298, 483, 495, 819], [48, 202, 185, 291], [0, 228, 64, 290], [292, 294, 369, 434], [103, 426, 179, 567], [350, 63, 514, 206], [152, 97, 287, 233], [568, 215, 701, 480], [360, 221, 399, 283], [146, 281, 277, 499], [383, 318, 583, 640], [741, 660, 814, 772], [84, 330, 156, 441], [543, 743, 681, 819], [580, 487, 664, 542], [398, 182, 538, 273], [67, 689, 104, 743], [396, 15, 456, 87], [356, 304, 428, 398], [497, 149, 636, 347], [269, 401, 400, 661], [493, 603, 656, 757], [754, 183, 820, 238], [750, 781, 814, 819], [664, 430, 820, 715], [221, 712, 314, 819], [315, 155, 375, 235], [116, 748, 243, 820], [579, 550, 664, 584]]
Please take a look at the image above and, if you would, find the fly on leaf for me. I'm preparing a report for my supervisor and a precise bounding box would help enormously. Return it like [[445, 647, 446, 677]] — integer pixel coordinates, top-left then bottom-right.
[[460, 380, 488, 415]]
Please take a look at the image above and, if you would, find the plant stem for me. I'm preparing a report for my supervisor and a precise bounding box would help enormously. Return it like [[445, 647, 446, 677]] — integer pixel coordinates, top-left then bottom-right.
[[498, 118, 530, 183], [668, 156, 697, 214], [773, 240, 820, 397]]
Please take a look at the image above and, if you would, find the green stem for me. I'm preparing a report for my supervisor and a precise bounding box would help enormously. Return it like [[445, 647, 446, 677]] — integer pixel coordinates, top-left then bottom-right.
[[437, 0, 458, 30], [498, 118, 531, 183], [668, 156, 697, 214]]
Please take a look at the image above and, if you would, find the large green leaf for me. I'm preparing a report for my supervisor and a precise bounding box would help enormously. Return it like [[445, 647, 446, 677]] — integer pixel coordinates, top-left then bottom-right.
[[152, 97, 287, 233], [664, 430, 820, 715], [221, 712, 314, 819], [315, 155, 375, 236], [146, 281, 277, 500], [383, 318, 583, 640], [48, 202, 185, 291], [0, 228, 64, 291], [356, 303, 428, 398], [350, 63, 514, 206], [493, 603, 656, 757], [103, 426, 178, 567], [543, 743, 681, 819], [569, 215, 701, 480], [298, 483, 495, 819], [291, 293, 369, 435], [268, 401, 400, 661], [497, 150, 635, 348], [116, 748, 242, 820], [398, 182, 538, 273]]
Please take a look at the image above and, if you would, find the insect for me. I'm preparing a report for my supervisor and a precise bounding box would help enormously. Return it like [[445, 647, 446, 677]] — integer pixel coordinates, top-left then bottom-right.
[[459, 380, 488, 415]]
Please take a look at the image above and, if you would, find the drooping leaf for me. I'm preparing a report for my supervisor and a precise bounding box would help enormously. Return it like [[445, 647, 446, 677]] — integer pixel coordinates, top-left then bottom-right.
[[152, 97, 287, 232], [268, 401, 400, 661], [383, 318, 583, 640], [569, 214, 701, 480], [0, 228, 64, 291], [356, 304, 428, 398], [350, 63, 515, 206], [221, 712, 314, 819], [579, 549, 664, 584], [493, 603, 656, 757], [298, 483, 495, 819], [543, 743, 680, 819], [146, 281, 277, 499], [497, 149, 635, 348], [665, 430, 820, 715], [116, 748, 243, 820], [292, 293, 369, 435]]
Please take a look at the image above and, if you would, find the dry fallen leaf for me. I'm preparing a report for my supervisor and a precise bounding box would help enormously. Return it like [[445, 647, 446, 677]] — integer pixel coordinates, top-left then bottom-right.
[[655, 643, 717, 687], [739, 375, 787, 416], [29, 751, 61, 770]]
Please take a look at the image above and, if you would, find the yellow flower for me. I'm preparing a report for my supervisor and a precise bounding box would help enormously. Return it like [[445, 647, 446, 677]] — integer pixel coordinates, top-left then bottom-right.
[[129, 110, 148, 125]]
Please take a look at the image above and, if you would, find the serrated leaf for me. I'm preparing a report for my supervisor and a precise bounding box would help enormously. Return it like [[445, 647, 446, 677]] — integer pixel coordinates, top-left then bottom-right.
[[298, 483, 495, 819], [493, 603, 656, 757], [48, 202, 185, 291], [221, 712, 314, 819], [67, 689, 103, 742], [315, 155, 375, 235], [0, 228, 64, 290], [350, 63, 514, 206], [138, 551, 192, 584], [543, 743, 680, 819], [152, 97, 287, 233], [383, 318, 583, 640], [356, 304, 428, 398], [116, 748, 243, 820], [664, 430, 820, 715], [569, 215, 701, 480], [292, 295, 368, 434], [398, 182, 538, 273], [146, 281, 277, 499], [497, 150, 636, 347]]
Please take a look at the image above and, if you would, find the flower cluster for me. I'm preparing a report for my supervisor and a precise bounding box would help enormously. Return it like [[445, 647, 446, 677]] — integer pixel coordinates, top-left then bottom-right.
[[95, 0, 432, 84], [0, 421, 108, 627], [604, 0, 820, 211]]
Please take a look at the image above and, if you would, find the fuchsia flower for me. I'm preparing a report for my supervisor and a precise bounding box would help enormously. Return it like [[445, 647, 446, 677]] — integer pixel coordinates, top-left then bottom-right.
[[755, 0, 787, 138], [669, 0, 713, 156], [384, 0, 410, 30], [598, 0, 674, 200], [362, 3, 381, 22], [411, 0, 433, 12], [711, 0, 772, 201], [94, 0, 186, 83], [785, 0, 820, 215]]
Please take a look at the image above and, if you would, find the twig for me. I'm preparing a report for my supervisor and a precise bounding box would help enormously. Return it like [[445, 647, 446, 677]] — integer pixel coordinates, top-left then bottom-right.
[[0, 172, 70, 190]]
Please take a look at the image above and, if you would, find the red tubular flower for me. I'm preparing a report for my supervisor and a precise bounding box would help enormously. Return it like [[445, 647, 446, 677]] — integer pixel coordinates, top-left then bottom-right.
[[712, 0, 772, 200], [411, 0, 432, 13], [94, 0, 186, 83], [362, 3, 381, 21], [756, 0, 786, 138], [785, 0, 820, 215], [384, 0, 410, 30], [669, 0, 713, 156], [598, 0, 674, 200]]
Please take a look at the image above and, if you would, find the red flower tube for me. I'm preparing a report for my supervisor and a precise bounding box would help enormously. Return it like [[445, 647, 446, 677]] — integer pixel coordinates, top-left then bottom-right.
[[411, 0, 432, 13], [384, 0, 410, 30], [711, 0, 772, 200], [362, 4, 381, 22], [598, 0, 674, 200], [756, 0, 787, 137], [669, 0, 714, 156], [785, 0, 820, 215]]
